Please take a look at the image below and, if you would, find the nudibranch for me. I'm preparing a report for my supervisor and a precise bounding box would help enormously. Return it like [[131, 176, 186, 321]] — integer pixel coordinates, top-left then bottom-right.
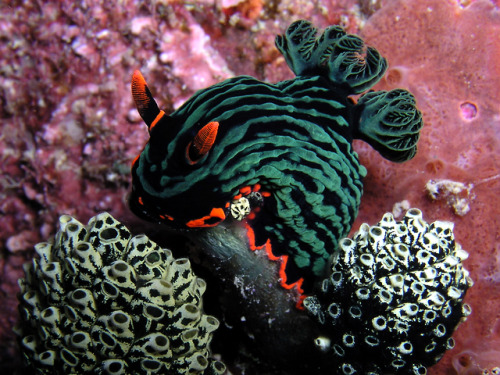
[[129, 20, 423, 293]]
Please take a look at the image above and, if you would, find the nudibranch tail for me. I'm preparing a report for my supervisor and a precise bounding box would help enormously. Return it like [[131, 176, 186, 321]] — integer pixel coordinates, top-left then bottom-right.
[[275, 20, 388, 94], [131, 70, 165, 132]]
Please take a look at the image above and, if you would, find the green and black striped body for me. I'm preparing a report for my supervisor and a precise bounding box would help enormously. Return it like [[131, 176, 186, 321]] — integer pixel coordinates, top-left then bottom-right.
[[129, 20, 423, 290]]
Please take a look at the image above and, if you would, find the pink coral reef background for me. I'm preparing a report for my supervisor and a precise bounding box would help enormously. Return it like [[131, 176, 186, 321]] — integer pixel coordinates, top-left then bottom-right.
[[0, 0, 498, 374]]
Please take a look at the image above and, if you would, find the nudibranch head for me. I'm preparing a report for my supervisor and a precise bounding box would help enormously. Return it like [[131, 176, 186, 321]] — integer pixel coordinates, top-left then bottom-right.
[[129, 20, 423, 291], [304, 208, 473, 374], [130, 70, 229, 228], [16, 213, 226, 374]]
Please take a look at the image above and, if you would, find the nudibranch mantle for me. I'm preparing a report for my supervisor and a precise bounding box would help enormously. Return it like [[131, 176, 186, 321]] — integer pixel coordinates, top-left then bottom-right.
[[129, 20, 423, 291]]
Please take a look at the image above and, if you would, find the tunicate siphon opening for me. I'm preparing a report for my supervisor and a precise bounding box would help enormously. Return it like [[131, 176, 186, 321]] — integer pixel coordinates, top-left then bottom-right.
[[382, 257, 395, 269], [44, 263, 56, 272], [67, 223, 79, 232], [412, 281, 425, 294], [72, 289, 87, 300], [365, 335, 379, 346], [392, 274, 403, 283], [100, 228, 118, 241], [112, 261, 128, 272], [40, 351, 53, 361], [185, 304, 199, 314], [112, 312, 129, 324], [424, 310, 436, 321], [206, 316, 219, 326], [196, 355, 209, 368], [425, 341, 437, 352], [64, 258, 76, 275], [397, 224, 407, 233], [340, 238, 354, 249], [182, 328, 197, 340], [64, 306, 77, 321], [446, 337, 455, 349], [425, 159, 445, 174], [72, 332, 86, 344], [343, 334, 355, 346], [392, 359, 405, 369], [42, 307, 54, 318], [417, 250, 430, 263], [343, 364, 356, 375], [38, 327, 49, 341], [100, 332, 116, 347], [373, 316, 386, 330], [355, 288, 370, 300], [142, 359, 161, 371], [414, 365, 427, 374], [314, 336, 331, 352], [146, 305, 164, 319], [331, 271, 342, 284], [348, 306, 362, 318], [328, 303, 341, 318], [61, 348, 78, 365], [462, 304, 472, 316], [34, 242, 51, 257], [379, 290, 392, 303], [103, 282, 119, 297], [394, 244, 409, 257], [333, 344, 345, 356], [76, 242, 90, 251], [23, 335, 34, 344], [407, 208, 422, 217], [400, 341, 413, 353], [360, 254, 373, 266], [321, 279, 329, 292], [396, 321, 409, 332], [434, 323, 446, 336], [213, 362, 226, 372], [174, 258, 189, 266], [146, 252, 161, 264], [155, 335, 168, 347], [23, 291, 34, 302], [107, 361, 123, 373]]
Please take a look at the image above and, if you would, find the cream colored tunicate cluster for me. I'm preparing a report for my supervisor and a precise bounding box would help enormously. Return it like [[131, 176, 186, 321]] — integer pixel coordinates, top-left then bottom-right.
[[16, 212, 226, 375]]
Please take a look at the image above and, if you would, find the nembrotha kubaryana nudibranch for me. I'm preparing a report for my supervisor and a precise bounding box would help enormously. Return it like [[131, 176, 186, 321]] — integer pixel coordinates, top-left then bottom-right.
[[128, 20, 423, 297]]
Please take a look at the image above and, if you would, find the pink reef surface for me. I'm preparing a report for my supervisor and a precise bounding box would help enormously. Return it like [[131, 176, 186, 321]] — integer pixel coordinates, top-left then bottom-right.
[[0, 0, 498, 374]]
